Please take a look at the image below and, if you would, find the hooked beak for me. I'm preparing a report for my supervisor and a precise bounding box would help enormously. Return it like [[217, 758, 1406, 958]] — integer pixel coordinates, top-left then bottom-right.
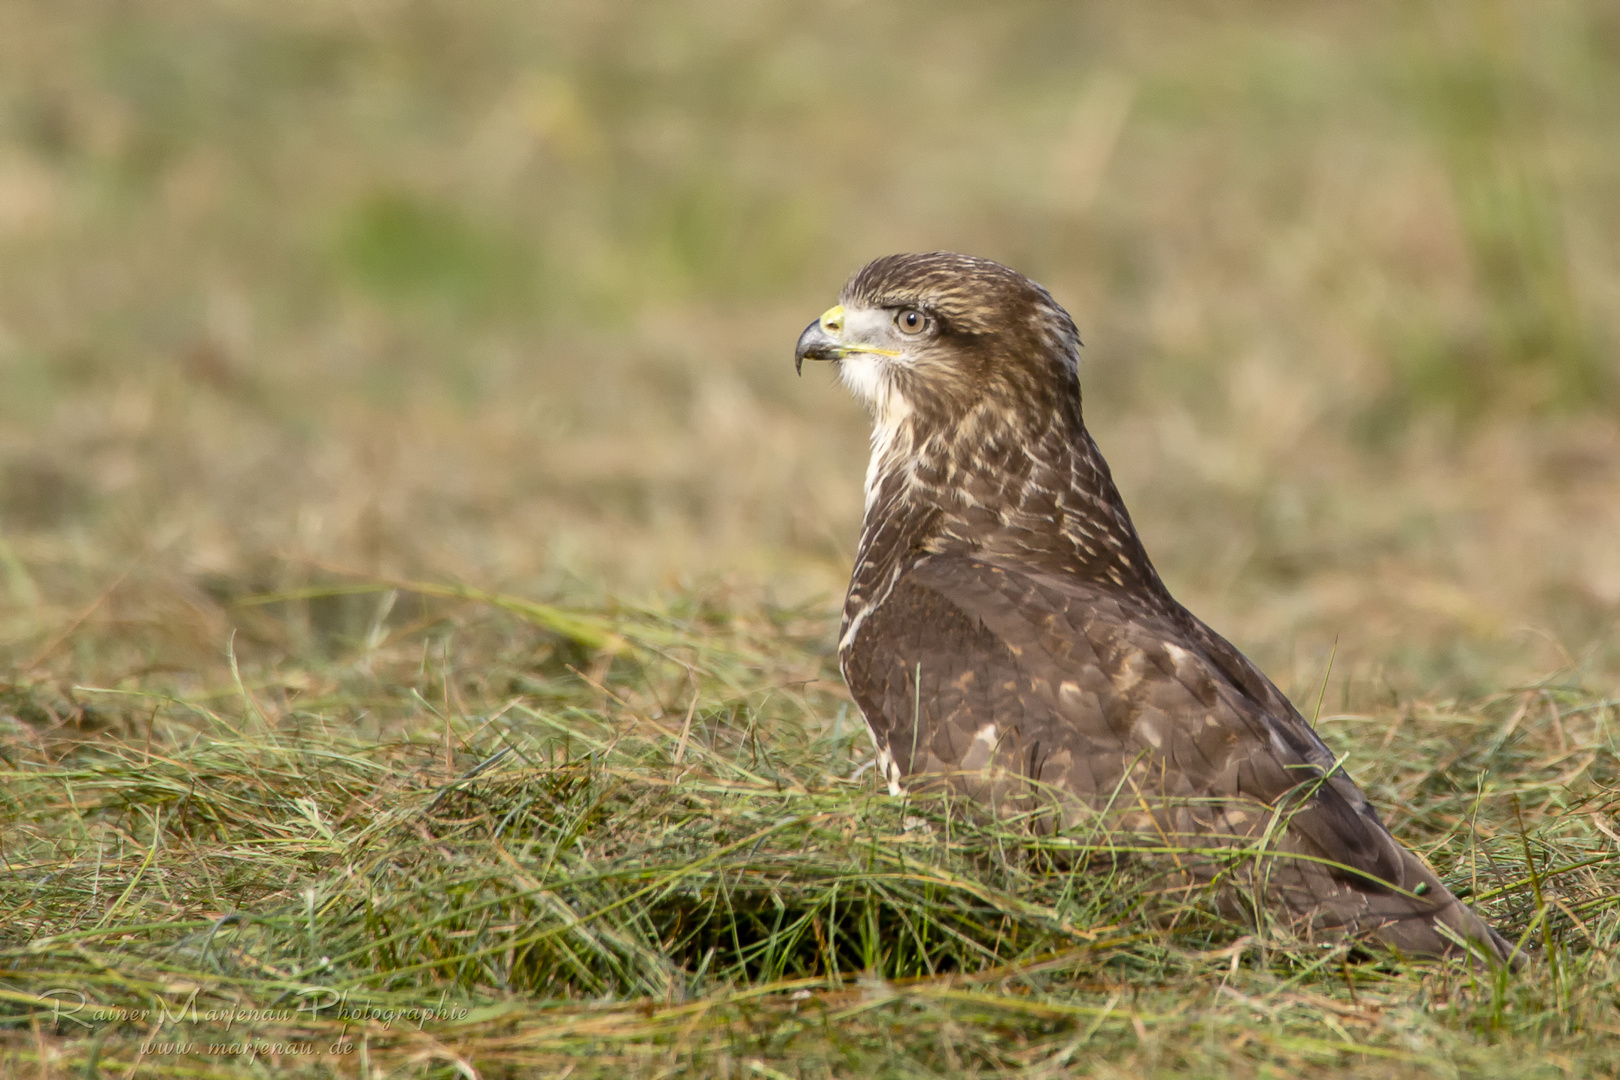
[[794, 303, 898, 375], [795, 304, 846, 375]]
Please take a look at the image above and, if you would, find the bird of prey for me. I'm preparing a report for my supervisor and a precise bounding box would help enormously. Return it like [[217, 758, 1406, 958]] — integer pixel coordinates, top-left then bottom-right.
[[795, 252, 1513, 964]]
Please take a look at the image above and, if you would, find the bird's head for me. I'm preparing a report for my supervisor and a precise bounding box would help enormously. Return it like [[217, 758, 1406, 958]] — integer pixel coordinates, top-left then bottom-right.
[[795, 252, 1082, 428]]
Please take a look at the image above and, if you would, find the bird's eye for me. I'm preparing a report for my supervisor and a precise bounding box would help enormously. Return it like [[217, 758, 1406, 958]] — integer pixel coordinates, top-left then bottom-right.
[[894, 308, 930, 336]]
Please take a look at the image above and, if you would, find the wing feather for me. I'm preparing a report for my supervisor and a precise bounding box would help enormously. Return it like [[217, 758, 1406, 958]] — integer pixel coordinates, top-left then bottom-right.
[[841, 552, 1512, 961]]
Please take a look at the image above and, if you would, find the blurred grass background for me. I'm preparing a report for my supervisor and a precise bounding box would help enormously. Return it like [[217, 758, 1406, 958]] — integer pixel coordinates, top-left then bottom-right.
[[1, 0, 1618, 710]]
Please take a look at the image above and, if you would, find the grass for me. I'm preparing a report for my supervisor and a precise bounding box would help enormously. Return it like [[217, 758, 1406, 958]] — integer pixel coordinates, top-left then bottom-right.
[[3, 582, 1620, 1077], [2, 0, 1620, 1075]]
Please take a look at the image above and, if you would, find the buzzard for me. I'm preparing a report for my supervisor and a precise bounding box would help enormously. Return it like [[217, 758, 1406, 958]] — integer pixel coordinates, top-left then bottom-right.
[[795, 252, 1513, 964]]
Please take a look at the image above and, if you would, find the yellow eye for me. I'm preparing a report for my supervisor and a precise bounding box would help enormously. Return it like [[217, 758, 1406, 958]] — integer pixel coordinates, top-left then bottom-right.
[[894, 308, 930, 335]]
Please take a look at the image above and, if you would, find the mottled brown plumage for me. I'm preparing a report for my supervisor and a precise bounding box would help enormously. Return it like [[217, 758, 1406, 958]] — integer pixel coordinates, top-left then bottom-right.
[[795, 252, 1514, 964]]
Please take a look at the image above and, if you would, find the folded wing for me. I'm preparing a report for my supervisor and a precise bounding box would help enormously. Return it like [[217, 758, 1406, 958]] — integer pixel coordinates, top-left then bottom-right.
[[840, 552, 1513, 963]]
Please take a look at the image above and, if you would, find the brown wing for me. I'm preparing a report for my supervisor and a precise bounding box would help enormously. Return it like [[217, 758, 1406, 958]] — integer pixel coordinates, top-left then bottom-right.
[[841, 552, 1513, 962]]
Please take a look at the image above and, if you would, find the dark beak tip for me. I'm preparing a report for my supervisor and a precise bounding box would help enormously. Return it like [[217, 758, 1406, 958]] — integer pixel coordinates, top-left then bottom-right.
[[794, 316, 834, 376]]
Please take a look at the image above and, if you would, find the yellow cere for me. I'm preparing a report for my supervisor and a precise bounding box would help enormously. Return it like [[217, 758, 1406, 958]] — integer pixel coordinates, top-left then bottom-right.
[[820, 303, 901, 357]]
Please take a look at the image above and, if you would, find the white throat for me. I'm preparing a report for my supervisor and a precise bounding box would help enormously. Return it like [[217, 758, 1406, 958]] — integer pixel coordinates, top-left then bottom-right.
[[840, 355, 915, 513]]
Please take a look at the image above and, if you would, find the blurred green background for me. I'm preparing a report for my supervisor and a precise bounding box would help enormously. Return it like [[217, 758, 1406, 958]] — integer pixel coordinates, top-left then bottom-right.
[[1, 0, 1617, 701]]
